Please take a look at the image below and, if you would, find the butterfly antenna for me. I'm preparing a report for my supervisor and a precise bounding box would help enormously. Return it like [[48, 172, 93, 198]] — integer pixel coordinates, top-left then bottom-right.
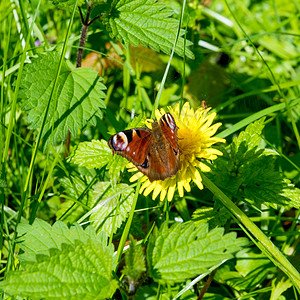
[[122, 108, 139, 119]]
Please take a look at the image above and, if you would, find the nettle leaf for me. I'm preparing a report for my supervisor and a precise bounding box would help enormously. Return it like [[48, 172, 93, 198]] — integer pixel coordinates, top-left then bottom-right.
[[125, 113, 147, 129], [1, 239, 118, 299], [232, 118, 265, 151], [147, 222, 248, 284], [17, 219, 98, 262], [229, 118, 266, 167], [241, 156, 300, 209], [102, 0, 194, 59], [71, 139, 113, 169], [89, 182, 134, 235], [19, 52, 106, 148], [191, 207, 231, 229], [208, 147, 243, 196], [107, 155, 128, 184], [210, 119, 300, 209]]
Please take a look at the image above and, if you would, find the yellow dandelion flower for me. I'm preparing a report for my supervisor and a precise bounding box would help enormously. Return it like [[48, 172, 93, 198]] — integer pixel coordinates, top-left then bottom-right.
[[128, 102, 225, 201]]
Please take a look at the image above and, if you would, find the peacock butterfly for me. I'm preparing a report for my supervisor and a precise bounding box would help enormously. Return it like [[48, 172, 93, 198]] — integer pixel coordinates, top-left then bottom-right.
[[108, 113, 180, 182]]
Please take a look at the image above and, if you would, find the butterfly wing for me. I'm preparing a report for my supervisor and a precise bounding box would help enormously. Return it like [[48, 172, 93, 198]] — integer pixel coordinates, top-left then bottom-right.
[[108, 113, 180, 182], [160, 113, 179, 151], [108, 127, 152, 166], [141, 113, 180, 181]]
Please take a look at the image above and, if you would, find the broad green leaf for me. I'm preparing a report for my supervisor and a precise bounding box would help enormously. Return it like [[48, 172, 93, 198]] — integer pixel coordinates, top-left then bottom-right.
[[242, 156, 300, 209], [102, 0, 194, 59], [19, 52, 106, 148], [208, 146, 243, 196], [147, 222, 248, 284], [89, 182, 134, 235], [17, 219, 98, 262], [232, 117, 265, 151], [106, 154, 128, 184], [125, 113, 147, 129], [122, 235, 146, 293], [210, 119, 300, 209], [229, 118, 266, 167], [191, 207, 230, 229], [71, 139, 113, 169], [1, 240, 118, 299]]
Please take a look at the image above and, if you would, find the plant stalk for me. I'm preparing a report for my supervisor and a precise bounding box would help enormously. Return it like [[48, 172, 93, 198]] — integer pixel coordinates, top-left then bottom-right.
[[65, 5, 90, 157]]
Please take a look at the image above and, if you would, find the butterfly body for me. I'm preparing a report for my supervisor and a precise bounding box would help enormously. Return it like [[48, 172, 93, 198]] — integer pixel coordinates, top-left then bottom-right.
[[108, 113, 180, 182]]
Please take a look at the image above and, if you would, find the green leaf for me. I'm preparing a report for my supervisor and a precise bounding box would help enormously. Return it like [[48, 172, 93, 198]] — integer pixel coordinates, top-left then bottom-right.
[[102, 0, 194, 59], [106, 154, 128, 184], [89, 182, 134, 235], [71, 140, 112, 169], [19, 52, 106, 148], [242, 156, 300, 209], [210, 118, 300, 209], [122, 235, 146, 293], [17, 219, 99, 262], [191, 207, 231, 229], [1, 240, 118, 299], [232, 117, 266, 151], [147, 222, 248, 284], [229, 118, 266, 168]]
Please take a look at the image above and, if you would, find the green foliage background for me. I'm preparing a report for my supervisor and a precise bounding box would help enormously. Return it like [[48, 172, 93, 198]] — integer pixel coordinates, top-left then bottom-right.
[[0, 0, 299, 299]]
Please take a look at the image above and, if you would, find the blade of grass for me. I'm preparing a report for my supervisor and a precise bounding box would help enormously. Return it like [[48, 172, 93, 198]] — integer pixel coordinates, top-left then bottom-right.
[[213, 80, 300, 113], [217, 98, 299, 139], [152, 0, 187, 118], [3, 0, 42, 273], [1, 13, 14, 259], [115, 178, 141, 268]]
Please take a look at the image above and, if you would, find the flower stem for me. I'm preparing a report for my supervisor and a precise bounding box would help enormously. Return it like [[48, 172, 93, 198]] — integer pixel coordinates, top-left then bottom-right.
[[202, 173, 300, 292]]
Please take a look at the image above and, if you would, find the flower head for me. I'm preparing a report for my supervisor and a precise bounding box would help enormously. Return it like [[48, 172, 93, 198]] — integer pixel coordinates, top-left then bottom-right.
[[128, 102, 225, 201]]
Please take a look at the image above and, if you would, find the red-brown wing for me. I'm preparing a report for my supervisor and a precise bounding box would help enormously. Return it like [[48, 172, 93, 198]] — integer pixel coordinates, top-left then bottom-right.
[[141, 145, 180, 182], [108, 127, 152, 165], [160, 113, 179, 150], [135, 114, 181, 181]]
